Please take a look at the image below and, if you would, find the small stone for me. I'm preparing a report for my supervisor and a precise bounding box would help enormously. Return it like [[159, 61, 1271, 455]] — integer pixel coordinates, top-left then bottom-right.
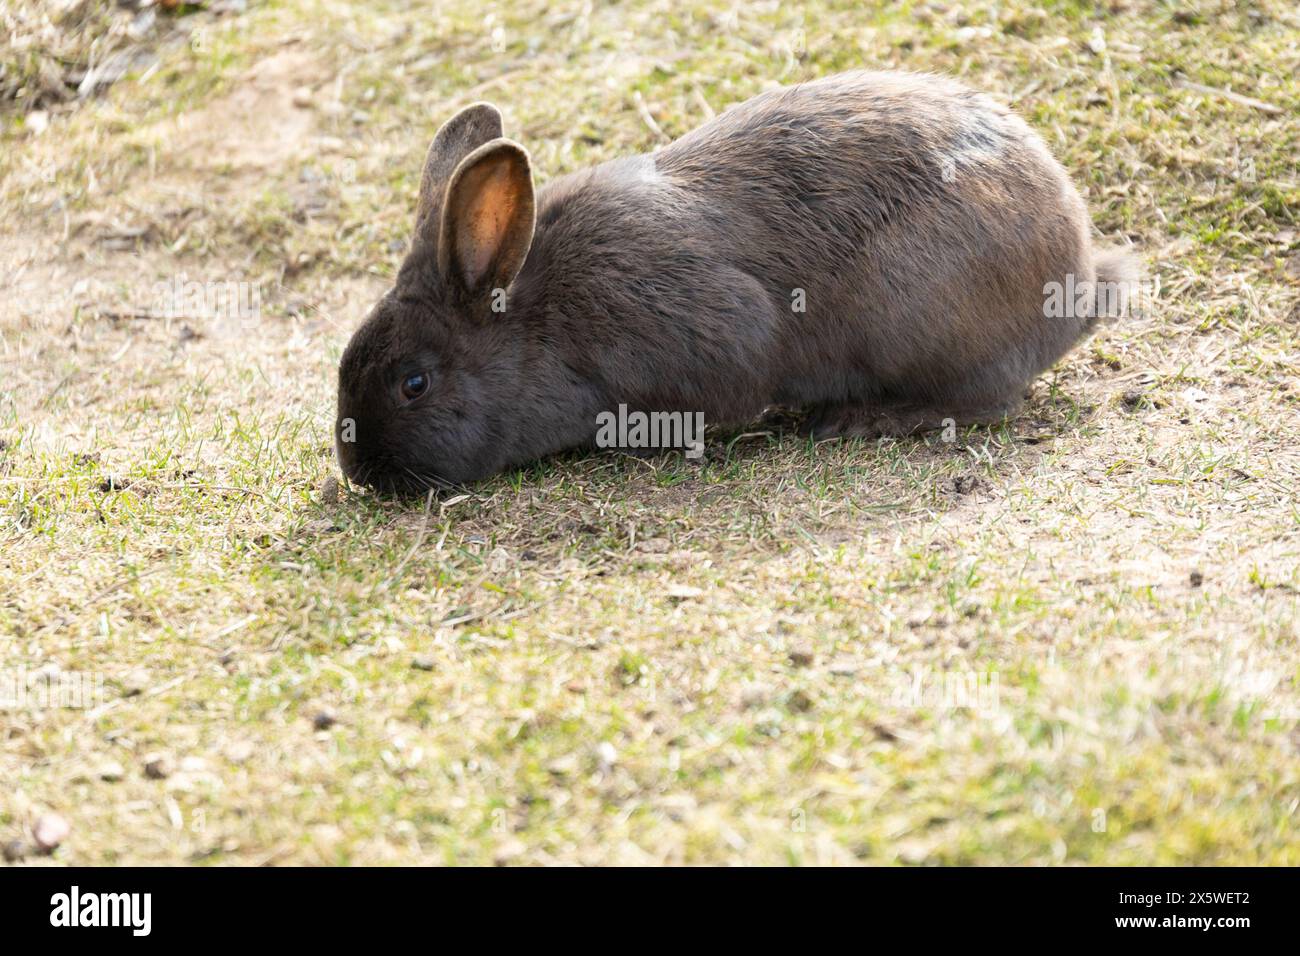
[[871, 721, 901, 742], [319, 475, 339, 506], [595, 741, 618, 771], [120, 669, 149, 697], [291, 86, 313, 108], [665, 584, 703, 599], [493, 839, 526, 866], [546, 754, 580, 777], [143, 754, 171, 779], [897, 839, 930, 864], [225, 741, 255, 764], [657, 794, 697, 822], [1189, 569, 1204, 587], [741, 683, 772, 709], [410, 654, 436, 671], [788, 646, 815, 668], [786, 689, 815, 713], [3, 840, 28, 862], [1122, 388, 1143, 408], [311, 708, 338, 730], [98, 760, 126, 782], [32, 813, 70, 853]]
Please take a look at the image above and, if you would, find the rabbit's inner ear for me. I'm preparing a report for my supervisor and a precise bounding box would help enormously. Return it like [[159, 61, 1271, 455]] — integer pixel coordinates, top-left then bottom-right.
[[415, 103, 504, 233], [438, 140, 536, 300]]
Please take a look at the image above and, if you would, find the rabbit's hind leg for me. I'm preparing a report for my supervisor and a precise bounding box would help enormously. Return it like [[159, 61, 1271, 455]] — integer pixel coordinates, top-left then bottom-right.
[[802, 396, 1022, 441]]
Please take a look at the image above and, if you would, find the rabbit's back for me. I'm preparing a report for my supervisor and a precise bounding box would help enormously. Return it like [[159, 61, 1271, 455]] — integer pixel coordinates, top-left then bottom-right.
[[523, 70, 1100, 426], [652, 71, 1095, 408]]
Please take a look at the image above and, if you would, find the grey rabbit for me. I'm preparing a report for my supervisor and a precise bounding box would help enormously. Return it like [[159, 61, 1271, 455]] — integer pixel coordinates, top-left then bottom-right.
[[336, 70, 1136, 492]]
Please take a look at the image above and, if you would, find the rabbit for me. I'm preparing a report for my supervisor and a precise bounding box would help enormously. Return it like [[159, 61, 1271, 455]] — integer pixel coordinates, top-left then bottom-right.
[[336, 70, 1136, 492]]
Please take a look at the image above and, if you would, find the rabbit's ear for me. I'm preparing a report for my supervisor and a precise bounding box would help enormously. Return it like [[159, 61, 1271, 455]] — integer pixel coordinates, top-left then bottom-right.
[[438, 139, 536, 299], [415, 102, 504, 230]]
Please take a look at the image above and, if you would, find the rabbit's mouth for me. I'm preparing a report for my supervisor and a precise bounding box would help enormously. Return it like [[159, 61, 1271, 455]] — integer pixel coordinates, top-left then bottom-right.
[[342, 452, 460, 499]]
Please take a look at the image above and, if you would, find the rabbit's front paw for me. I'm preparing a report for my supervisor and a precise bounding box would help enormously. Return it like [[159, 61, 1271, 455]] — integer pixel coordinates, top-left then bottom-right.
[[802, 402, 921, 441]]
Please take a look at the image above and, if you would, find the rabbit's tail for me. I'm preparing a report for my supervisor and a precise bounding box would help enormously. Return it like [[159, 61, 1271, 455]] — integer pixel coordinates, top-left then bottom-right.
[[1090, 245, 1142, 323]]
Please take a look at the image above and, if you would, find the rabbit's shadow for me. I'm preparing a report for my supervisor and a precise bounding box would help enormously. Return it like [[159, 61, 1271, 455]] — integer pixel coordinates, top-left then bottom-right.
[[299, 391, 1097, 568]]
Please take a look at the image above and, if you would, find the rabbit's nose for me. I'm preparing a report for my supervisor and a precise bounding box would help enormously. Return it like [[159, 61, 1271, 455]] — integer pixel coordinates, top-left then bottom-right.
[[334, 418, 364, 476], [336, 451, 383, 491]]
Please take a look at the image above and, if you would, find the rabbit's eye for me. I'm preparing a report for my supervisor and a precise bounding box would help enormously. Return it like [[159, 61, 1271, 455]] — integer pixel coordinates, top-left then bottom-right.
[[400, 372, 429, 401]]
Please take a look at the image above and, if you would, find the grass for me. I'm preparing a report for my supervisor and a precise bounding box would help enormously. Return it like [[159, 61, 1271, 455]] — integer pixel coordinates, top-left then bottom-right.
[[1, 0, 1298, 865]]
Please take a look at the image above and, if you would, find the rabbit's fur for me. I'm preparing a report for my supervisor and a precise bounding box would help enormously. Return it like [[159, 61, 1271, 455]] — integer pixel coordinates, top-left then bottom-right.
[[337, 70, 1135, 491]]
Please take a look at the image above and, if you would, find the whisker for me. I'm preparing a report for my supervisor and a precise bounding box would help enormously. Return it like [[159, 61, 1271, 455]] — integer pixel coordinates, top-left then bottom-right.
[[346, 455, 466, 498]]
